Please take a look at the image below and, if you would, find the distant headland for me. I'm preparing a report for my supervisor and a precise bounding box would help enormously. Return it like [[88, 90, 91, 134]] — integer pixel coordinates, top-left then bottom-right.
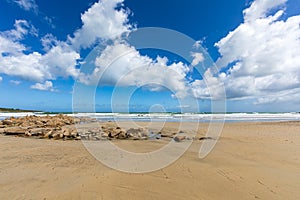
[[0, 108, 40, 113]]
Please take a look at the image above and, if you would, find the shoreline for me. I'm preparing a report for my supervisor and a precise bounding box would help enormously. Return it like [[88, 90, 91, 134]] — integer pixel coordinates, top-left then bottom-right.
[[1, 111, 300, 123], [1, 114, 300, 141]]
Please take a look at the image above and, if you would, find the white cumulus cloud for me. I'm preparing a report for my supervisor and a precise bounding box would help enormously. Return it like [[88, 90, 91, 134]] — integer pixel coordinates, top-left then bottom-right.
[[0, 44, 80, 82], [0, 20, 80, 83], [30, 81, 55, 91], [69, 0, 133, 49], [3, 19, 37, 40], [1, 0, 134, 91], [190, 69, 226, 100], [209, 0, 300, 103], [10, 80, 21, 85], [243, 0, 287, 22], [12, 0, 38, 13], [41, 34, 59, 51], [190, 52, 204, 66], [79, 41, 191, 98], [0, 20, 37, 56]]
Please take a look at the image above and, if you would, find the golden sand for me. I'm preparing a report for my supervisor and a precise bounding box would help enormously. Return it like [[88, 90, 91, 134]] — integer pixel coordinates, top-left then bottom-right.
[[0, 121, 300, 199]]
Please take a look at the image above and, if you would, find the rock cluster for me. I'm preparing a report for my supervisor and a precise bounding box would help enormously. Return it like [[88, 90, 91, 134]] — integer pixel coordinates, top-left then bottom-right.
[[77, 124, 197, 142], [0, 115, 81, 140], [78, 126, 150, 141], [0, 115, 205, 142]]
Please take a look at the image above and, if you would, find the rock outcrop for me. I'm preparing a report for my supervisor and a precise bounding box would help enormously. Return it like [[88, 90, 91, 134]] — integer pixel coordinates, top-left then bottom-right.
[[0, 115, 191, 141], [0, 115, 81, 140]]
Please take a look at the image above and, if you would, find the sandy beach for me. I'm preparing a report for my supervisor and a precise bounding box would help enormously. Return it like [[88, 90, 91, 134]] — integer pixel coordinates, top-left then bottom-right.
[[0, 121, 300, 200]]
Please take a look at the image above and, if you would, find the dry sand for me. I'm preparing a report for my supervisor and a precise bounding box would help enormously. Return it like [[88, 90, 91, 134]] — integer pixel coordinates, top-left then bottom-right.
[[0, 121, 300, 200]]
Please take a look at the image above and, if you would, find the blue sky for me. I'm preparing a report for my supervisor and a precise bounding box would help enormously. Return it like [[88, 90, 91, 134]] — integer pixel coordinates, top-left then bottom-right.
[[0, 0, 300, 112]]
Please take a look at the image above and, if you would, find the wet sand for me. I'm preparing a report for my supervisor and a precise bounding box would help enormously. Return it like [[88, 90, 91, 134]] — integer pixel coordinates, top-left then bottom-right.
[[0, 121, 300, 199]]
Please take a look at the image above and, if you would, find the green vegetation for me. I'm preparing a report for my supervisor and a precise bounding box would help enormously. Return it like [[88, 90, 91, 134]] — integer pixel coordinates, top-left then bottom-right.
[[0, 108, 40, 113]]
